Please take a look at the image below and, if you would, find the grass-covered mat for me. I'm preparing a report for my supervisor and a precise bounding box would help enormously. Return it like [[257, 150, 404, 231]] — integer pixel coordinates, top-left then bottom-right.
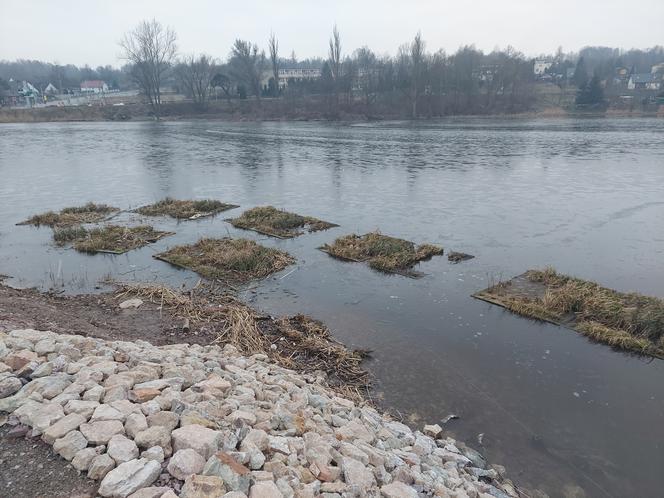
[[448, 251, 475, 263], [227, 206, 337, 238], [18, 202, 119, 227], [135, 198, 238, 220], [319, 232, 444, 278], [53, 225, 173, 254], [473, 268, 664, 358], [154, 238, 295, 283]]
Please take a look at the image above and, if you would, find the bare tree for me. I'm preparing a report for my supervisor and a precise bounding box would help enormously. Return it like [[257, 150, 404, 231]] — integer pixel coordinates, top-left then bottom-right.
[[119, 19, 177, 115], [229, 39, 265, 100], [175, 54, 217, 108], [410, 31, 426, 118], [328, 25, 342, 106], [268, 32, 279, 96]]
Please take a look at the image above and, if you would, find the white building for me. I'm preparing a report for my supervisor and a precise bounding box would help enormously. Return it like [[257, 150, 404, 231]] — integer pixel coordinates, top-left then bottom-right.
[[80, 80, 108, 93], [533, 60, 553, 76], [262, 68, 321, 89]]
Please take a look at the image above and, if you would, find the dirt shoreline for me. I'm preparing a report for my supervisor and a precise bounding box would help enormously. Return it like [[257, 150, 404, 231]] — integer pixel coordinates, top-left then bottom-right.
[[1, 99, 661, 124]]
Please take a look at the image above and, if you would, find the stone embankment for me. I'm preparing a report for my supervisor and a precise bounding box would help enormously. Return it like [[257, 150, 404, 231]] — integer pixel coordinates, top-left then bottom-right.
[[0, 328, 519, 498]]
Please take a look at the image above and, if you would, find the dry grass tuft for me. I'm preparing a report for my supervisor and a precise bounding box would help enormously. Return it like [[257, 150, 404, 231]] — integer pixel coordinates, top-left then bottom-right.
[[136, 198, 238, 220], [227, 206, 337, 238], [154, 238, 295, 283], [320, 232, 443, 276], [19, 202, 119, 227], [55, 225, 173, 254], [475, 267, 664, 357], [113, 282, 370, 400]]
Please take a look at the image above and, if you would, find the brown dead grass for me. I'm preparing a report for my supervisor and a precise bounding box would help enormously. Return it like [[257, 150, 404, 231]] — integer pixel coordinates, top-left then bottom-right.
[[227, 206, 337, 238], [320, 232, 443, 276], [113, 282, 370, 400], [475, 267, 664, 357], [154, 238, 294, 283], [19, 203, 119, 227], [55, 225, 173, 254], [136, 198, 238, 220]]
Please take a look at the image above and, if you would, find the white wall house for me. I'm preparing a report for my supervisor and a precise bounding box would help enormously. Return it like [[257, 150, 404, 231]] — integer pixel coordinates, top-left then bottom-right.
[[533, 60, 553, 76], [262, 68, 322, 89], [80, 80, 108, 93]]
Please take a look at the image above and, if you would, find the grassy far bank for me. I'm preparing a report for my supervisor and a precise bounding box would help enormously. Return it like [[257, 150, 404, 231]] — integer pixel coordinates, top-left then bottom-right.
[[320, 232, 444, 277], [154, 237, 294, 283], [227, 206, 337, 238], [54, 225, 173, 254], [136, 198, 239, 220], [18, 202, 119, 227], [474, 268, 664, 358]]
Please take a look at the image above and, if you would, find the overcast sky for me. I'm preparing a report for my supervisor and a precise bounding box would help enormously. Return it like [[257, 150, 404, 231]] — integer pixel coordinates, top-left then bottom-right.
[[1, 0, 663, 67]]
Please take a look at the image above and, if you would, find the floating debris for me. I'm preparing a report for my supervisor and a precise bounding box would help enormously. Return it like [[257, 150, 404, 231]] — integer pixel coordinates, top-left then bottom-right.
[[154, 238, 295, 283], [227, 206, 337, 238], [18, 202, 119, 227], [135, 198, 238, 220], [54, 225, 173, 254], [320, 232, 444, 278], [448, 251, 475, 263], [473, 267, 664, 358], [441, 414, 460, 424]]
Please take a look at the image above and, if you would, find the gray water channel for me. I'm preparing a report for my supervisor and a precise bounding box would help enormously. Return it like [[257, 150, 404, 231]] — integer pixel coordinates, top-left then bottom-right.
[[0, 118, 663, 497]]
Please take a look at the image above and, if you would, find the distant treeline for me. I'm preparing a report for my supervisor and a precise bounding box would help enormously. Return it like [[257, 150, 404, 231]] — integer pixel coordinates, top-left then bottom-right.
[[1, 20, 663, 117]]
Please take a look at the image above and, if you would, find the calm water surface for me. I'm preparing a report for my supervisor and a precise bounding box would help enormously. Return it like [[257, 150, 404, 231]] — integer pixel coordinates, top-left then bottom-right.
[[0, 118, 663, 497]]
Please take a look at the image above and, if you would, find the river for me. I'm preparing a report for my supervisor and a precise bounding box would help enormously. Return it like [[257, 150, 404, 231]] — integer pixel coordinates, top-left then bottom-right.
[[0, 118, 663, 497]]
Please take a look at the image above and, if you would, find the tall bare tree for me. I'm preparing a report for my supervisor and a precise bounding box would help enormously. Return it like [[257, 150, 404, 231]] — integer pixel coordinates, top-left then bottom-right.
[[328, 25, 342, 106], [410, 31, 426, 118], [119, 19, 177, 115], [268, 32, 279, 96], [175, 54, 217, 108], [229, 39, 265, 100]]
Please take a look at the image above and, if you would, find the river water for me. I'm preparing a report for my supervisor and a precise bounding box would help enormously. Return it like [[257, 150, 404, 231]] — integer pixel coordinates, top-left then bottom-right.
[[0, 118, 663, 497]]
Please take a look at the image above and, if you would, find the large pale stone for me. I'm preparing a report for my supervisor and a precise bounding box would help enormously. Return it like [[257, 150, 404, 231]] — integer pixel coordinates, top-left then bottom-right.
[[80, 420, 125, 445], [180, 475, 226, 498], [72, 447, 98, 472], [147, 411, 179, 431], [98, 458, 161, 498], [135, 426, 171, 451], [4, 350, 38, 370], [88, 453, 117, 480], [42, 413, 86, 444], [127, 487, 171, 498], [380, 482, 419, 498], [24, 375, 72, 399], [64, 399, 100, 419], [167, 448, 206, 480], [108, 434, 140, 464], [172, 424, 224, 460], [203, 452, 251, 494], [91, 404, 126, 422], [342, 457, 376, 492], [249, 481, 282, 498], [0, 376, 22, 398], [53, 430, 88, 461], [125, 412, 149, 438]]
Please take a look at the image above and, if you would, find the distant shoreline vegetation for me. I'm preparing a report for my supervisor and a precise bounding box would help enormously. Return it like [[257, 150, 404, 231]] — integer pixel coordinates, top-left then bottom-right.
[[1, 21, 663, 119]]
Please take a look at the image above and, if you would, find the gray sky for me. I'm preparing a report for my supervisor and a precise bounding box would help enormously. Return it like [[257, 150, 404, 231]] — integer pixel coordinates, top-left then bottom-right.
[[1, 0, 662, 67]]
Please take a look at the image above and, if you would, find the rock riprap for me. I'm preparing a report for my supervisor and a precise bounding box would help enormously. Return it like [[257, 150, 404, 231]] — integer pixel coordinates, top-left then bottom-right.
[[0, 328, 518, 498]]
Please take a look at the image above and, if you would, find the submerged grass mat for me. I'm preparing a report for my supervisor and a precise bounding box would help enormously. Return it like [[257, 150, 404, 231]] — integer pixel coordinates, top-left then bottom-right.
[[227, 206, 337, 238], [18, 203, 119, 227], [319, 232, 444, 278], [135, 198, 238, 220], [154, 237, 295, 283], [473, 268, 664, 358], [54, 225, 173, 254]]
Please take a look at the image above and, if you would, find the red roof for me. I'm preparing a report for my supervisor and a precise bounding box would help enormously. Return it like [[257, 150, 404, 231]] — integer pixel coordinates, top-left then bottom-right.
[[81, 80, 106, 88]]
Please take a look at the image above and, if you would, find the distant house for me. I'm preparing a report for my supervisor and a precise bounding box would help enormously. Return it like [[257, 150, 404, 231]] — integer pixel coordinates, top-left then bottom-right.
[[80, 80, 108, 93], [533, 60, 553, 76], [651, 63, 664, 75], [628, 73, 661, 91], [44, 83, 59, 95], [261, 68, 321, 89]]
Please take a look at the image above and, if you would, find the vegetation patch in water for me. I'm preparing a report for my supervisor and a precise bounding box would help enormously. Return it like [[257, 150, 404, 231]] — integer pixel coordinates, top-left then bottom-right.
[[154, 238, 295, 282], [448, 251, 475, 263], [135, 198, 238, 220], [54, 225, 173, 254], [227, 206, 337, 238], [19, 202, 119, 227], [473, 267, 664, 357], [320, 232, 444, 277]]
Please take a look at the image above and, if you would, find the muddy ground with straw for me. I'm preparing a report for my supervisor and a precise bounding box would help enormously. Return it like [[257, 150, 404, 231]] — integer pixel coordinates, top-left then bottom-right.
[[18, 203, 119, 227]]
